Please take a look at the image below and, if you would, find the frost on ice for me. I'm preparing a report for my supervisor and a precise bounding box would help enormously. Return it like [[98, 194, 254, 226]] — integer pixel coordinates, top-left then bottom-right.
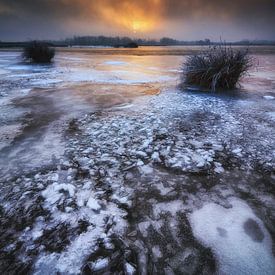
[[0, 51, 275, 274]]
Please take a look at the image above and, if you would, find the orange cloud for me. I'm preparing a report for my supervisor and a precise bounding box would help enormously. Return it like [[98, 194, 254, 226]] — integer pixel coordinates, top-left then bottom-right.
[[83, 0, 163, 34], [1, 0, 275, 40]]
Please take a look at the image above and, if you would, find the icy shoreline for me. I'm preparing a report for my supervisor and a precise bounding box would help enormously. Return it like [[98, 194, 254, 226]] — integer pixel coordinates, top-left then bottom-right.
[[1, 88, 275, 274], [0, 50, 275, 274]]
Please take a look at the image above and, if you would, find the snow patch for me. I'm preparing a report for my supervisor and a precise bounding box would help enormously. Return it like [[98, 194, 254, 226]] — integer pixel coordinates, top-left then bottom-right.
[[189, 198, 275, 275], [263, 95, 275, 100], [104, 61, 128, 65], [42, 182, 75, 205]]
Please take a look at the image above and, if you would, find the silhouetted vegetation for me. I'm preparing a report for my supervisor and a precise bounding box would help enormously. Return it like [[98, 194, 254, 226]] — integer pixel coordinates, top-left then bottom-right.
[[1, 36, 275, 48], [114, 42, 138, 48], [23, 41, 55, 63], [125, 42, 138, 48], [182, 45, 253, 91], [64, 36, 213, 47], [65, 36, 138, 47]]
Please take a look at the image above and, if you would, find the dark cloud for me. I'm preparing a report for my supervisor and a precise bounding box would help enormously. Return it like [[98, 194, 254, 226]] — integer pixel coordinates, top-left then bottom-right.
[[0, 0, 274, 41]]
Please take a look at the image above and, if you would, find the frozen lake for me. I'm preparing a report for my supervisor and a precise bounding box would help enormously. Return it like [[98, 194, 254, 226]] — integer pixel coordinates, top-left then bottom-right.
[[0, 47, 274, 274]]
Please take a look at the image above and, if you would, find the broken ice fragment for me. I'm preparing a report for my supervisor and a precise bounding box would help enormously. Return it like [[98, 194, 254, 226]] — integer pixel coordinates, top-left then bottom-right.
[[86, 197, 101, 211], [125, 262, 136, 275], [92, 258, 109, 271]]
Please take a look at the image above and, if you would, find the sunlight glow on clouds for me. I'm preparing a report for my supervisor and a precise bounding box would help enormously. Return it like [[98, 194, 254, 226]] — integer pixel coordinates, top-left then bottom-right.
[[0, 0, 274, 41]]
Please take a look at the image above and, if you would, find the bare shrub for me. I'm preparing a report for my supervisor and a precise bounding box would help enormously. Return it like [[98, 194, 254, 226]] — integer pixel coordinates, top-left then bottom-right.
[[23, 41, 55, 63], [182, 45, 253, 91]]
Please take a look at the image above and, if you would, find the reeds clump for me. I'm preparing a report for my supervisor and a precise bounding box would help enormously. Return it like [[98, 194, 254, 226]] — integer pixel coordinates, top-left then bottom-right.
[[182, 45, 252, 91], [23, 41, 55, 63]]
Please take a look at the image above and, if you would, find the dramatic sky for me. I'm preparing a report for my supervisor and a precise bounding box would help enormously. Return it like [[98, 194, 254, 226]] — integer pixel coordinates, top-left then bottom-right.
[[0, 0, 274, 41]]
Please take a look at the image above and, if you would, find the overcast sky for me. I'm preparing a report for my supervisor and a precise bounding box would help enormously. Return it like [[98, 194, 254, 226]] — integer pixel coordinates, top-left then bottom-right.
[[0, 0, 274, 41]]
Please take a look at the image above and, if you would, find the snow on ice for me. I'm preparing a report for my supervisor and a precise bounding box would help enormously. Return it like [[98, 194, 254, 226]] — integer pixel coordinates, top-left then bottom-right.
[[0, 51, 274, 274], [190, 198, 275, 275]]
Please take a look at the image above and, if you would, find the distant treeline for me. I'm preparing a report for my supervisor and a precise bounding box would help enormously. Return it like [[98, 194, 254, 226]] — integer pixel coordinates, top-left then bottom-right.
[[0, 42, 60, 48], [1, 36, 275, 48], [59, 36, 275, 46]]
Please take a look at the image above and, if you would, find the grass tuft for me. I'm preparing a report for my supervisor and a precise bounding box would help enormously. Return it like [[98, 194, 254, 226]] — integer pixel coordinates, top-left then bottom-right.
[[182, 45, 253, 91], [23, 41, 55, 63]]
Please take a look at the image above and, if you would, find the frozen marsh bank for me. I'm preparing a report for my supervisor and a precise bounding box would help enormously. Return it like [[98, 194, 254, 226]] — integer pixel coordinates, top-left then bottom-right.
[[0, 47, 274, 274]]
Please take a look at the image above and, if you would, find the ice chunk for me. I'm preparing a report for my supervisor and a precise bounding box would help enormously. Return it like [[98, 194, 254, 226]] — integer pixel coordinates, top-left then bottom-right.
[[139, 164, 153, 174], [152, 245, 162, 258], [125, 262, 136, 275], [232, 148, 242, 155], [32, 229, 43, 240], [214, 162, 225, 173], [138, 221, 151, 237], [86, 197, 101, 211], [92, 258, 109, 271], [137, 160, 144, 166], [151, 152, 161, 162]]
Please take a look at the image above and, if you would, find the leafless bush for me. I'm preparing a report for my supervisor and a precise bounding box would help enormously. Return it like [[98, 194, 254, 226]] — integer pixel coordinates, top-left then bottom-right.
[[182, 45, 253, 91], [23, 41, 55, 63]]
